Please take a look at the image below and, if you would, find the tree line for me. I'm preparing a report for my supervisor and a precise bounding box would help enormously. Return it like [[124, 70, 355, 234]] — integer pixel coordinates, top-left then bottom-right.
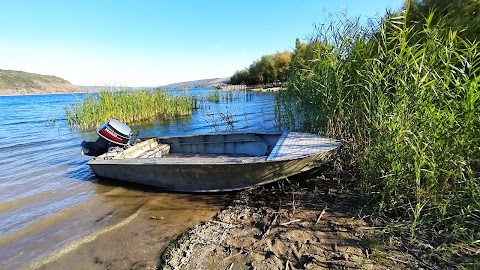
[[229, 51, 292, 85], [229, 0, 478, 86]]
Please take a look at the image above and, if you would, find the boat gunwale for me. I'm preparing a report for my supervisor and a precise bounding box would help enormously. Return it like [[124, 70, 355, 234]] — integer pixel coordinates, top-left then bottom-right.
[[88, 131, 342, 165], [88, 148, 338, 166]]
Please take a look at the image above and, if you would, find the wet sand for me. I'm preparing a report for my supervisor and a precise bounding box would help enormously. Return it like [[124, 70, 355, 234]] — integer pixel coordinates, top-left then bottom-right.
[[25, 183, 231, 270]]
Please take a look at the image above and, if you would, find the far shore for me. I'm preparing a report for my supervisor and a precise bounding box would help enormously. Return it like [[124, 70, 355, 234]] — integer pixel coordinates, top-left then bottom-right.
[[0, 91, 88, 97], [0, 86, 84, 96]]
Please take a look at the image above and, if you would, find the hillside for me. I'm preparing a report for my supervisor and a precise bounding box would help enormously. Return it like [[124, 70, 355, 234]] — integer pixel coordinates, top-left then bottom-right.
[[162, 77, 230, 89], [0, 70, 81, 95]]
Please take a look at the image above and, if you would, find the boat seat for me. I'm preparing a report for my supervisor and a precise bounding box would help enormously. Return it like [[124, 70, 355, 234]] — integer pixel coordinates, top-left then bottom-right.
[[138, 143, 170, 158], [113, 139, 170, 159]]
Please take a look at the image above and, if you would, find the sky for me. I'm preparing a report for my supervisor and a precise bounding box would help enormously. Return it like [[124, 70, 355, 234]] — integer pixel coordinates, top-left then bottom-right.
[[0, 0, 404, 86]]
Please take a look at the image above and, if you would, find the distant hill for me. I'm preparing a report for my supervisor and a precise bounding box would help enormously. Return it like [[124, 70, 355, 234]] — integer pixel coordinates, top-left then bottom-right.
[[79, 78, 232, 92], [0, 70, 231, 95], [0, 69, 81, 95], [162, 77, 230, 89]]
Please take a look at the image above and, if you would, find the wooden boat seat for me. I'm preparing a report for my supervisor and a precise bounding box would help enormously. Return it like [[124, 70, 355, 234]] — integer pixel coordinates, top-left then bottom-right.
[[113, 139, 170, 159], [138, 143, 170, 158]]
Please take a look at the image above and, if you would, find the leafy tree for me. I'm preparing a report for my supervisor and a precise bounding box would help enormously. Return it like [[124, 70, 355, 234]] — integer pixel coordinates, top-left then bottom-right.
[[255, 55, 277, 84], [273, 50, 292, 82], [230, 69, 252, 85], [290, 38, 327, 71], [229, 51, 292, 85]]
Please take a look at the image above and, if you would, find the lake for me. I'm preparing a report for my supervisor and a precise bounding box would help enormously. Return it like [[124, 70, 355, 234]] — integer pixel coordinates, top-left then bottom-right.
[[0, 89, 279, 269]]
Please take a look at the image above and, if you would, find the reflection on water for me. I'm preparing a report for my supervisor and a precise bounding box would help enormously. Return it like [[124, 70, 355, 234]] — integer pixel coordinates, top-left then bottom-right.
[[0, 89, 278, 269]]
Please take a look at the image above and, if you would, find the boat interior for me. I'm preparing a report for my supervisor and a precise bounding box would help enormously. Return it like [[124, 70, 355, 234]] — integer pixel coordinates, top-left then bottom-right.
[[102, 133, 284, 160]]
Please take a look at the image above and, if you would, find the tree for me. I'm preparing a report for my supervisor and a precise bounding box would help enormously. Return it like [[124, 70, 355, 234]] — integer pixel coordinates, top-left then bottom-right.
[[229, 51, 293, 85], [255, 55, 277, 84], [273, 50, 292, 82], [229, 69, 251, 85]]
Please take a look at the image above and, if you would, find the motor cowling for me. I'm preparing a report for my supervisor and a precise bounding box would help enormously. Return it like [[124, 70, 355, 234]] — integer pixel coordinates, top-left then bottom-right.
[[81, 119, 132, 156]]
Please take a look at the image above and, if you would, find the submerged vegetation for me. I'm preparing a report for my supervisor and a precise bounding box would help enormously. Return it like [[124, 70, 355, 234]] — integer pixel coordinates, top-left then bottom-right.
[[276, 2, 479, 264], [65, 88, 193, 130]]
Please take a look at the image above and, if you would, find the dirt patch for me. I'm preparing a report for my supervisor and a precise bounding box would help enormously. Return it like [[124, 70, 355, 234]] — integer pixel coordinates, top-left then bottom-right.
[[160, 169, 435, 270]]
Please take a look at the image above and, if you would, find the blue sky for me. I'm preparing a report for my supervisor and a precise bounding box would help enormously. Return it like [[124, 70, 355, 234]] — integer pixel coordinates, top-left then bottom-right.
[[0, 0, 403, 86]]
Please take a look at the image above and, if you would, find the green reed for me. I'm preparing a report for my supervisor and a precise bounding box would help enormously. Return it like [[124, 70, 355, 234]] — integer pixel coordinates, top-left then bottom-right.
[[65, 87, 194, 130], [206, 90, 221, 103], [276, 8, 479, 248], [205, 89, 237, 103]]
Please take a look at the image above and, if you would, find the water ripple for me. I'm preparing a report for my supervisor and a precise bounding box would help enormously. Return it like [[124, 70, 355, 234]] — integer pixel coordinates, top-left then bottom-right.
[[0, 90, 278, 269]]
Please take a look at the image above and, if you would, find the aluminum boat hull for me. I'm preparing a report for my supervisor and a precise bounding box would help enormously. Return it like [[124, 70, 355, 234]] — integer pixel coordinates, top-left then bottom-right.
[[87, 132, 341, 192]]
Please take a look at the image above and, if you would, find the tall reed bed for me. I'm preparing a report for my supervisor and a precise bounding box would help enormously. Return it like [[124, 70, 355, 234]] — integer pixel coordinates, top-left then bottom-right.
[[277, 8, 479, 247], [65, 88, 193, 130]]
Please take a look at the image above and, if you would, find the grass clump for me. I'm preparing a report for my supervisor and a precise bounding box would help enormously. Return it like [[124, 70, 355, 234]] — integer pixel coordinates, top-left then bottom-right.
[[65, 87, 193, 130], [276, 6, 479, 264], [204, 89, 237, 103], [206, 89, 221, 103]]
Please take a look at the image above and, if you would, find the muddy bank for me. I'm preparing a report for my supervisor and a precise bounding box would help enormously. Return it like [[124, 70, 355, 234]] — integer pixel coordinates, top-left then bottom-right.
[[160, 169, 431, 270]]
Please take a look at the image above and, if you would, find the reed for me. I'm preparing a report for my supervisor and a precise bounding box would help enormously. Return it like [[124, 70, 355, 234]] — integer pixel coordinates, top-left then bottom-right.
[[205, 89, 238, 103], [65, 87, 194, 130], [276, 7, 479, 251], [206, 90, 221, 103]]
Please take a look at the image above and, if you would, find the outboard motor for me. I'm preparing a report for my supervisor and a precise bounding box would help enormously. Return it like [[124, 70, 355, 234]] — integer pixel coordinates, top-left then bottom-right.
[[81, 119, 132, 156]]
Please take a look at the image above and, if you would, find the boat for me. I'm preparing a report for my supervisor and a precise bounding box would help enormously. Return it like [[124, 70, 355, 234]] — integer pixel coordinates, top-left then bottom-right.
[[81, 119, 342, 192]]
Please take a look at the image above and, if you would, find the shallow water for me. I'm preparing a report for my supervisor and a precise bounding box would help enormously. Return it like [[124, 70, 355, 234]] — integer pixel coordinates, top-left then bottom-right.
[[0, 89, 278, 269]]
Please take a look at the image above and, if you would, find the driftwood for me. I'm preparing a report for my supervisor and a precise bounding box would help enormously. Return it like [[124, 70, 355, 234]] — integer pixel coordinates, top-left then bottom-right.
[[280, 219, 302, 226], [315, 206, 327, 225]]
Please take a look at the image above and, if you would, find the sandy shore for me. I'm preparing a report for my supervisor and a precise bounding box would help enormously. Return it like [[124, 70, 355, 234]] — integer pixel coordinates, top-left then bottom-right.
[[160, 168, 432, 270]]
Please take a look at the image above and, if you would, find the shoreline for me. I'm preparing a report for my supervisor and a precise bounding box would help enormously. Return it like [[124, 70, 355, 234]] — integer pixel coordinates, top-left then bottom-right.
[[0, 91, 88, 97], [31, 190, 231, 270], [159, 168, 431, 270], [0, 89, 84, 97]]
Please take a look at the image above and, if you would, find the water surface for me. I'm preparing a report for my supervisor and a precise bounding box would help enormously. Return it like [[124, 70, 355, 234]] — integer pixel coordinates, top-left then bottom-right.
[[0, 89, 278, 269]]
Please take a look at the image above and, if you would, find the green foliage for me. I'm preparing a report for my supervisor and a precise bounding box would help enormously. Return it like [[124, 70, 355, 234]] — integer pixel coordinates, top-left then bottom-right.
[[276, 9, 479, 249], [230, 69, 253, 85], [229, 51, 292, 85], [206, 89, 221, 103], [65, 88, 194, 130], [406, 0, 480, 42]]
